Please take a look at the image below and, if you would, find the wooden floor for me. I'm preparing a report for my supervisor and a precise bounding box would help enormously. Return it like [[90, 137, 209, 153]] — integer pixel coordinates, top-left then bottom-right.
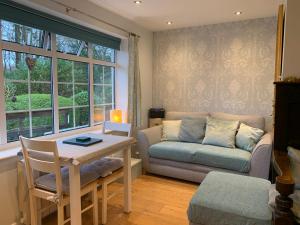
[[43, 174, 198, 225]]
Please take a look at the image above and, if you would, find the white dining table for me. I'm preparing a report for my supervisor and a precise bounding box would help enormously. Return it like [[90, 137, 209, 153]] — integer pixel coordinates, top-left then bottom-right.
[[56, 131, 135, 225]]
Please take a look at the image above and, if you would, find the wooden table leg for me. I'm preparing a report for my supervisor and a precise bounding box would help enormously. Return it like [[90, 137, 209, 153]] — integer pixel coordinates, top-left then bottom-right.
[[274, 176, 295, 225], [124, 146, 132, 213], [69, 164, 82, 225]]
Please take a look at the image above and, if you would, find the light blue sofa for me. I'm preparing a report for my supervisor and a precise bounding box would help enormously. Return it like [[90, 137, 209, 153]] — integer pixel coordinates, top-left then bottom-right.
[[137, 112, 273, 182]]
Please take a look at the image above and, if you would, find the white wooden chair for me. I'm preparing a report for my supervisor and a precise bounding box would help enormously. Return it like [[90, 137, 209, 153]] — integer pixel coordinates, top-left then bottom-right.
[[19, 136, 99, 225], [98, 121, 132, 224]]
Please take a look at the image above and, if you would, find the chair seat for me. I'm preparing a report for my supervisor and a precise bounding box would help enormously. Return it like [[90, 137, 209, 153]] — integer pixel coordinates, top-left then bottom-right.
[[91, 157, 123, 177], [35, 163, 99, 194], [188, 171, 272, 225], [35, 158, 123, 194]]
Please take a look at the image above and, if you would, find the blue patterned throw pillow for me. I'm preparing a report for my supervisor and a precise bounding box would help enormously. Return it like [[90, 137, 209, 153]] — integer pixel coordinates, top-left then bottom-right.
[[236, 123, 264, 152], [202, 117, 239, 148]]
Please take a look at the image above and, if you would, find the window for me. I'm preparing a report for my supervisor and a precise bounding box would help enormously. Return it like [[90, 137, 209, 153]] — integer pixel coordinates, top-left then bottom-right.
[[1, 20, 50, 49], [3, 51, 53, 142], [56, 34, 88, 57], [58, 59, 89, 131], [93, 65, 114, 124], [93, 44, 115, 62], [0, 20, 116, 143]]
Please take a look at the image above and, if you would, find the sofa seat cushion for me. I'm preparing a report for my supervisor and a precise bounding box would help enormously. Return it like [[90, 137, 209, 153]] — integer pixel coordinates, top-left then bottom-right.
[[148, 141, 251, 172], [188, 171, 272, 225], [149, 157, 247, 175]]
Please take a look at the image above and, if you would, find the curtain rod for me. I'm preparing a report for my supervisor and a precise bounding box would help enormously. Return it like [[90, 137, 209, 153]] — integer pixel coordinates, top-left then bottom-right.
[[49, 0, 140, 38]]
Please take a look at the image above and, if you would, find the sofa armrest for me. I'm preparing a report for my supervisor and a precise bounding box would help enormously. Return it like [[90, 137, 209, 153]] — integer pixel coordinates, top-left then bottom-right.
[[249, 132, 273, 179], [136, 125, 162, 171]]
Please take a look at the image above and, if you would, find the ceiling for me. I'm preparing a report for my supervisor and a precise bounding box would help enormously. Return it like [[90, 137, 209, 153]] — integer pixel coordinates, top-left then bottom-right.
[[88, 0, 280, 31]]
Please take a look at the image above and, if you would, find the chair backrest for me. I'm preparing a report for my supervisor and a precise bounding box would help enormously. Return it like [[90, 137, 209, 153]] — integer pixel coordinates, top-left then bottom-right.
[[102, 121, 132, 137], [19, 136, 63, 195]]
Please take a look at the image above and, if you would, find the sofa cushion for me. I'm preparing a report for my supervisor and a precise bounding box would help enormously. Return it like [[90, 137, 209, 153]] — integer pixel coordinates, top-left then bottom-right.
[[178, 117, 206, 143], [148, 141, 251, 173], [161, 120, 182, 141], [236, 123, 264, 152], [211, 112, 265, 130], [188, 171, 272, 225], [202, 117, 239, 148], [149, 157, 247, 175], [166, 111, 209, 120]]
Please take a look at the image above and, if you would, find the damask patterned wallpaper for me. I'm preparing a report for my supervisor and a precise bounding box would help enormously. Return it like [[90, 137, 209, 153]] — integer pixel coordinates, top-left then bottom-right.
[[153, 17, 277, 116]]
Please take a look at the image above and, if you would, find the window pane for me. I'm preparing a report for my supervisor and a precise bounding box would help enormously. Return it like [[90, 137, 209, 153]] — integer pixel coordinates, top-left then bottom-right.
[[31, 84, 52, 109], [56, 35, 88, 57], [2, 50, 53, 142], [5, 82, 29, 111], [93, 44, 115, 62], [104, 66, 113, 84], [94, 106, 104, 124], [6, 112, 30, 142], [58, 59, 89, 131], [32, 110, 53, 137], [75, 85, 89, 106], [93, 64, 103, 84], [57, 59, 72, 82], [94, 105, 112, 125], [93, 64, 114, 117], [104, 86, 113, 104], [75, 107, 89, 127], [1, 20, 50, 49], [74, 62, 89, 83], [104, 105, 112, 121], [59, 108, 74, 131], [58, 84, 73, 107], [30, 59, 52, 81], [3, 51, 51, 81], [3, 51, 28, 80], [94, 85, 103, 105]]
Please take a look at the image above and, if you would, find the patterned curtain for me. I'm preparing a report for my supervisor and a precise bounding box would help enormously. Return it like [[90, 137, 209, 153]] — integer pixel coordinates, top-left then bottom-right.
[[127, 34, 142, 135]]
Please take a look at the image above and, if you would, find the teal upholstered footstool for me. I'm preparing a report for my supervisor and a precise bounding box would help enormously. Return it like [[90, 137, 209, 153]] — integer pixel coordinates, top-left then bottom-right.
[[187, 171, 272, 225]]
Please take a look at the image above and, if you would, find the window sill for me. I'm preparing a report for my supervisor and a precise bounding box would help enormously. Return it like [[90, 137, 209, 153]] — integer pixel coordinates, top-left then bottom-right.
[[0, 147, 20, 161]]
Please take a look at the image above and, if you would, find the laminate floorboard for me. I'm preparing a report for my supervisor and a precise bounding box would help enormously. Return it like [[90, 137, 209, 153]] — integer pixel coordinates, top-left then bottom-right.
[[43, 174, 198, 225]]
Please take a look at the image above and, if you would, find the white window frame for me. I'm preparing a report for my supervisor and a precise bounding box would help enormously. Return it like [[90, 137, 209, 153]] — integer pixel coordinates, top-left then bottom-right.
[[0, 20, 117, 144]]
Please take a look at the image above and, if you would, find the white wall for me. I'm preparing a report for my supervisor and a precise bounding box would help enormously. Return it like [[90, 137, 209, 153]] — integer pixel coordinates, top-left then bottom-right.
[[0, 157, 18, 225], [282, 0, 300, 78], [0, 168, 19, 225], [0, 0, 153, 224]]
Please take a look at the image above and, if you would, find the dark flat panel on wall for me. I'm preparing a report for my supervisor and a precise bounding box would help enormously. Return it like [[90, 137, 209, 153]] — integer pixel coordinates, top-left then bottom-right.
[[274, 82, 300, 151]]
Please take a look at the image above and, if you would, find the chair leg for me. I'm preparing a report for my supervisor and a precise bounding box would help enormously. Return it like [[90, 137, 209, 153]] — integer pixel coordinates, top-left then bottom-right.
[[102, 183, 108, 225], [65, 204, 70, 219], [57, 204, 64, 225], [36, 198, 42, 225], [93, 185, 99, 225], [29, 193, 38, 225]]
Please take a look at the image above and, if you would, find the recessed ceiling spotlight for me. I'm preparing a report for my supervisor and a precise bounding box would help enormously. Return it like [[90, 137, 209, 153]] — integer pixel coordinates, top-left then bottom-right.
[[167, 21, 173, 25], [134, 1, 142, 5], [234, 11, 242, 15]]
